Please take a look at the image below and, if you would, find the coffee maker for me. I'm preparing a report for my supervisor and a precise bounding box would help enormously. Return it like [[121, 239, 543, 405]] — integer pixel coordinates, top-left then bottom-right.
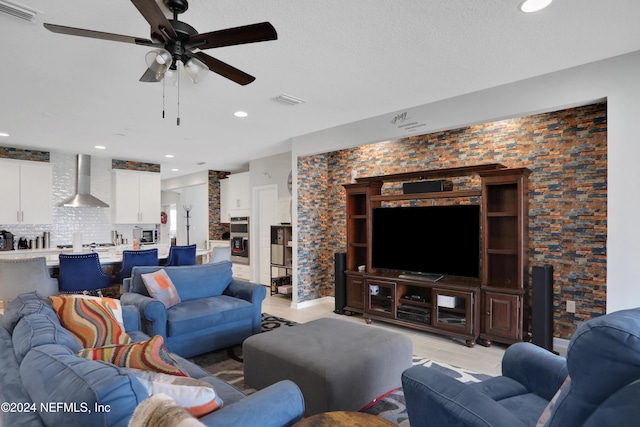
[[0, 230, 14, 251]]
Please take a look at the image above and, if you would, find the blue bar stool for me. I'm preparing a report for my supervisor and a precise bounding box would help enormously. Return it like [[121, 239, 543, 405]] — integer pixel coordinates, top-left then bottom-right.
[[113, 248, 158, 286], [165, 244, 197, 266], [58, 252, 112, 295]]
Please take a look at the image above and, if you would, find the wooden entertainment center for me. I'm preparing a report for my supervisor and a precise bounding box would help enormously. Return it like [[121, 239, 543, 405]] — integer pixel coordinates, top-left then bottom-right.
[[343, 164, 530, 347]]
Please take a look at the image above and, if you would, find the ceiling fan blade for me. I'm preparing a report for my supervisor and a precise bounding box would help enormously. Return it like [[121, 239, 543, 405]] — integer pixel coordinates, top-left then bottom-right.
[[187, 22, 277, 50], [130, 0, 178, 42], [139, 67, 162, 82], [43, 23, 158, 46], [191, 52, 256, 86]]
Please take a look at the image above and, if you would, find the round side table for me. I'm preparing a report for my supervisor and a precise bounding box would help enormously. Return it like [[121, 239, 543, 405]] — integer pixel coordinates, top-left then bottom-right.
[[293, 411, 396, 427]]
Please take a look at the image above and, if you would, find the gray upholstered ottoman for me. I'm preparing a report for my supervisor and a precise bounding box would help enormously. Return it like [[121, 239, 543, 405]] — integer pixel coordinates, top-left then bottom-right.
[[243, 317, 413, 415]]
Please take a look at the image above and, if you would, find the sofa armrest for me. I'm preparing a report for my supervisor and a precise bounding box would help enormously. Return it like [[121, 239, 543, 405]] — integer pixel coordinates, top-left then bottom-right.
[[402, 366, 527, 427], [225, 279, 267, 304], [199, 380, 304, 427], [120, 292, 168, 338], [502, 342, 568, 401], [122, 305, 141, 332]]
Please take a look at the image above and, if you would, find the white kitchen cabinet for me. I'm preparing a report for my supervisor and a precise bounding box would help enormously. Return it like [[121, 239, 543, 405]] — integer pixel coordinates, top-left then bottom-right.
[[220, 172, 250, 223], [111, 170, 161, 224], [0, 160, 52, 224]]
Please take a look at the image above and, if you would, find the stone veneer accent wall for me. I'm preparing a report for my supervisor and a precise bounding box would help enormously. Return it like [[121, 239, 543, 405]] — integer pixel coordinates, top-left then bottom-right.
[[208, 171, 230, 240], [297, 102, 607, 339], [112, 159, 161, 172], [0, 146, 49, 162]]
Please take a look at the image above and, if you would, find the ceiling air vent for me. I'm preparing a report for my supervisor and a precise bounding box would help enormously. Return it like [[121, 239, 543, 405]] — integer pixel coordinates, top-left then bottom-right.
[[0, 0, 40, 22], [275, 93, 306, 105]]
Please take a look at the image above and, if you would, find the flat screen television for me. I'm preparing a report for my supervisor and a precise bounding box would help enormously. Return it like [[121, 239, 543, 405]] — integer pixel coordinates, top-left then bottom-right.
[[371, 204, 480, 278]]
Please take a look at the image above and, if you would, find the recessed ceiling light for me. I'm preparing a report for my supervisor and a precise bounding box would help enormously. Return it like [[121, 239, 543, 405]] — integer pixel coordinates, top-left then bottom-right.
[[95, 145, 106, 150], [0, 132, 9, 137], [165, 154, 174, 158], [171, 168, 179, 172], [234, 111, 248, 118], [519, 0, 552, 13]]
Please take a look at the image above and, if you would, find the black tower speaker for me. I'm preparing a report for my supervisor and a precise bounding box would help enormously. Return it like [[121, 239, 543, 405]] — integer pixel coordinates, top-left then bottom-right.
[[334, 252, 347, 314], [532, 265, 554, 351]]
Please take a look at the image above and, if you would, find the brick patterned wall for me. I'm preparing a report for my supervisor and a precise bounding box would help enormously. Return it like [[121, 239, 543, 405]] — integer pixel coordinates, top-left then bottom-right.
[[111, 159, 161, 172], [208, 170, 230, 240], [297, 102, 607, 339], [0, 146, 49, 162]]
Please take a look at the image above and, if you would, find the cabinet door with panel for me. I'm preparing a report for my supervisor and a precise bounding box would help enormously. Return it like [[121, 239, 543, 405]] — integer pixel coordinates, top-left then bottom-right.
[[0, 162, 21, 224], [481, 291, 522, 344], [219, 178, 230, 223], [112, 170, 160, 224], [0, 160, 52, 224], [138, 173, 161, 223], [345, 274, 365, 311]]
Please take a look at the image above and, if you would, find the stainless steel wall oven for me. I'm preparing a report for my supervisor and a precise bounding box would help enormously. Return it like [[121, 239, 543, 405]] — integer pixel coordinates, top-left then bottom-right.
[[230, 216, 249, 265]]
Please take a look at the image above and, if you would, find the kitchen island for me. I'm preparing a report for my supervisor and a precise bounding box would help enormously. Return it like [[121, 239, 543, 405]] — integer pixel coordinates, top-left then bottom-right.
[[0, 244, 209, 267]]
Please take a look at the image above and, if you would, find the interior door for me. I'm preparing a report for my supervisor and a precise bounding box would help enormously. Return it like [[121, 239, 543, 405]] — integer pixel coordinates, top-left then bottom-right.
[[253, 185, 278, 286]]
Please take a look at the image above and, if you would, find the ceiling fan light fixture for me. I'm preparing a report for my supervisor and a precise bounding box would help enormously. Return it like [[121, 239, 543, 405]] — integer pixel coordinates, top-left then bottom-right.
[[519, 0, 553, 13], [145, 49, 173, 74], [184, 57, 209, 83]]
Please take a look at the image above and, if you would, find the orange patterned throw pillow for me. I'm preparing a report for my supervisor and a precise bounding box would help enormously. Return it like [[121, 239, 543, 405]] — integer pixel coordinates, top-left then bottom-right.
[[141, 269, 181, 308], [77, 335, 189, 377], [49, 295, 131, 348]]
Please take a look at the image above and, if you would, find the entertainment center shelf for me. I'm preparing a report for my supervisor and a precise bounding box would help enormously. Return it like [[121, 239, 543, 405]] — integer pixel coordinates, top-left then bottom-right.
[[370, 189, 481, 202], [346, 270, 480, 347], [343, 164, 530, 347]]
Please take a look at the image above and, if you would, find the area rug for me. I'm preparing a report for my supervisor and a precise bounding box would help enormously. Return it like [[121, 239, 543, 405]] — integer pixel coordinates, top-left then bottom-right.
[[190, 314, 492, 426]]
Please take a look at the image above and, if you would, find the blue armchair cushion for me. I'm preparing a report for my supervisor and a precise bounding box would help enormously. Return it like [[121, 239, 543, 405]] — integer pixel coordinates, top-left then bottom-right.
[[129, 261, 233, 301], [542, 307, 640, 427], [166, 296, 254, 337]]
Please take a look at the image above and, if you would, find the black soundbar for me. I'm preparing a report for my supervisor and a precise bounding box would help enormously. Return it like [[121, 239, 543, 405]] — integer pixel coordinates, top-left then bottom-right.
[[403, 180, 453, 194]]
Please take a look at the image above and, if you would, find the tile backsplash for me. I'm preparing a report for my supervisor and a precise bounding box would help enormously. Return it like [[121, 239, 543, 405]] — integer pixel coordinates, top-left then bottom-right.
[[0, 152, 156, 248]]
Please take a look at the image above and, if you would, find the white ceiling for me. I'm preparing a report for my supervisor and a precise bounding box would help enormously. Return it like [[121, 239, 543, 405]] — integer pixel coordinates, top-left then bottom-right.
[[1, 0, 640, 177]]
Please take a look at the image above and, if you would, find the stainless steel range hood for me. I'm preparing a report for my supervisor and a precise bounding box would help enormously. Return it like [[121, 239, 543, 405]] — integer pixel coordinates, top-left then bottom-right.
[[60, 154, 109, 208]]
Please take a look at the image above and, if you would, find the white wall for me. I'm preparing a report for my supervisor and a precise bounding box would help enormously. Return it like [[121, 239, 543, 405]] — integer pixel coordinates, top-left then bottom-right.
[[175, 184, 208, 248], [249, 152, 292, 200], [292, 50, 640, 313]]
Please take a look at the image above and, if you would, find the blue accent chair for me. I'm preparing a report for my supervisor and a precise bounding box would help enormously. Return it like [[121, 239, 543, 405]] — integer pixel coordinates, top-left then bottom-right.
[[402, 307, 640, 427], [113, 248, 158, 285], [165, 244, 197, 266], [58, 252, 112, 294]]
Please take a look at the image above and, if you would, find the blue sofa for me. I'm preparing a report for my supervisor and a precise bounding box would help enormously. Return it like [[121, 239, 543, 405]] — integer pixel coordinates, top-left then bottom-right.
[[120, 260, 264, 358], [0, 292, 304, 427], [402, 307, 640, 427]]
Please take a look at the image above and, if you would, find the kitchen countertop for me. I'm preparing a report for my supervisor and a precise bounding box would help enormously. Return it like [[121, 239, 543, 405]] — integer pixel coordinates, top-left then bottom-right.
[[0, 244, 209, 267]]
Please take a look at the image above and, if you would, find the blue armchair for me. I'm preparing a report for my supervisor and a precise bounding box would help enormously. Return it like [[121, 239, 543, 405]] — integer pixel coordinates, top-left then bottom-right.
[[120, 260, 265, 358], [402, 307, 640, 427]]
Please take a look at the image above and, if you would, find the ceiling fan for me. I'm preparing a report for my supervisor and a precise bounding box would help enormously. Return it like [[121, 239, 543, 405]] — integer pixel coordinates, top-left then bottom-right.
[[43, 0, 277, 86]]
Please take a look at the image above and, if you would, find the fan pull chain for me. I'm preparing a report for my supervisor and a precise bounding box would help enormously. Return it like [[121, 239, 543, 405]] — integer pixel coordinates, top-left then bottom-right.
[[176, 64, 181, 126], [162, 74, 166, 119]]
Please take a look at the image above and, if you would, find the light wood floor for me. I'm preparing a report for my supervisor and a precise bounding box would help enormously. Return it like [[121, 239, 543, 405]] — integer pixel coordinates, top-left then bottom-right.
[[263, 293, 506, 376]]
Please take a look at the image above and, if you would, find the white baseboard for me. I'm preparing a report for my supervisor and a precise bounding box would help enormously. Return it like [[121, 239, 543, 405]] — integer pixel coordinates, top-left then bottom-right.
[[553, 337, 570, 357], [292, 296, 335, 310]]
